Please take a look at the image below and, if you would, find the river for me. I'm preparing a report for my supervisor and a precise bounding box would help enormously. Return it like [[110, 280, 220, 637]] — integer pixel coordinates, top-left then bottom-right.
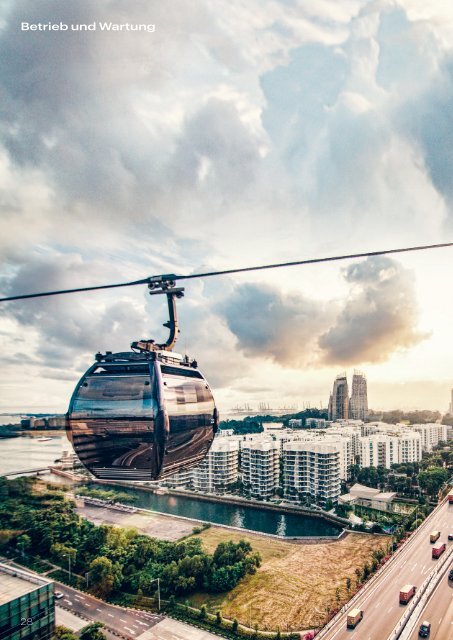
[[89, 482, 342, 538], [0, 435, 342, 537]]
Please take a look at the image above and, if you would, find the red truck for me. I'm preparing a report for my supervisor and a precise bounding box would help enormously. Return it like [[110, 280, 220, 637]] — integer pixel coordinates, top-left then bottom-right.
[[399, 584, 416, 604], [432, 543, 446, 559]]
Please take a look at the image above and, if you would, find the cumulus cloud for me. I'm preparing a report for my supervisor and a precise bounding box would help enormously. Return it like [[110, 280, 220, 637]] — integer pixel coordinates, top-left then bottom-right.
[[219, 257, 427, 369], [222, 282, 333, 366], [318, 256, 428, 364]]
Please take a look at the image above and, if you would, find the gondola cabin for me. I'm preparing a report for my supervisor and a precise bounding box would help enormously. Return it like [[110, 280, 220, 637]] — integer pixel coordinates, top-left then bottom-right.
[[66, 349, 218, 481]]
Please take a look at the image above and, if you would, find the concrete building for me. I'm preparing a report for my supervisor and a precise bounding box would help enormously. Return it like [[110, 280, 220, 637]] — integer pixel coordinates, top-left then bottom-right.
[[305, 418, 327, 428], [241, 440, 280, 499], [398, 432, 422, 463], [412, 423, 448, 452], [349, 371, 368, 421], [328, 374, 349, 421], [191, 438, 239, 492], [283, 442, 341, 504], [339, 483, 397, 512], [360, 434, 399, 469], [0, 563, 55, 640]]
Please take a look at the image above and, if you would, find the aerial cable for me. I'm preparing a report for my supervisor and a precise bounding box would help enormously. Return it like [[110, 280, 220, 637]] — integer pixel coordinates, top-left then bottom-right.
[[0, 241, 452, 303]]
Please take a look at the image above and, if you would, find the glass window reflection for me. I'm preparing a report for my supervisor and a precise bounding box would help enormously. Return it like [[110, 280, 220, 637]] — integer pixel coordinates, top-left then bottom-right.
[[72, 376, 155, 417]]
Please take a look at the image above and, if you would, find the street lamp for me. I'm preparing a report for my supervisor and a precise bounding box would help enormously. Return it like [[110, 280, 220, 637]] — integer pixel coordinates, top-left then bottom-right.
[[85, 571, 91, 588], [63, 553, 73, 582], [149, 577, 160, 611]]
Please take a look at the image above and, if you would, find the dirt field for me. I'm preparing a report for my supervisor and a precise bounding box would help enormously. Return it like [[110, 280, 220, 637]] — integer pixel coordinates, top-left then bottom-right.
[[189, 528, 389, 631]]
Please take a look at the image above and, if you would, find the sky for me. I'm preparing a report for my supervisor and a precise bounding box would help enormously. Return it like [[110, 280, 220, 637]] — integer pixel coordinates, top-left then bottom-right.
[[0, 0, 453, 415]]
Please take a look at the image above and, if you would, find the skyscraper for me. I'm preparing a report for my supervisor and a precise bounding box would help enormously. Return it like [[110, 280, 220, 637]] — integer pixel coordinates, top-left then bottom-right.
[[328, 374, 349, 420], [449, 387, 453, 414], [349, 370, 368, 421]]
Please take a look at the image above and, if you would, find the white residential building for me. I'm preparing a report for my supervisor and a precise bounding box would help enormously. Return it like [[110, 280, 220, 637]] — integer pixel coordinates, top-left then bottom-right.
[[398, 432, 422, 463], [191, 438, 239, 492], [359, 434, 399, 469], [241, 440, 280, 499], [412, 423, 448, 452], [283, 442, 341, 504]]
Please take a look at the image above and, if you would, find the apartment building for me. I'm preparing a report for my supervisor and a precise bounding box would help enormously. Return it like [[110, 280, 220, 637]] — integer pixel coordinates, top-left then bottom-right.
[[241, 440, 280, 499], [398, 431, 422, 463], [191, 438, 239, 492], [283, 441, 341, 504], [359, 434, 399, 469], [328, 374, 349, 420], [412, 423, 448, 452]]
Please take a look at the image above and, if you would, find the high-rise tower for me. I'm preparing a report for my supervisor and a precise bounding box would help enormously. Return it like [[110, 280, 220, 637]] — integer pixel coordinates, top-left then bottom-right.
[[349, 370, 368, 421], [328, 374, 349, 421]]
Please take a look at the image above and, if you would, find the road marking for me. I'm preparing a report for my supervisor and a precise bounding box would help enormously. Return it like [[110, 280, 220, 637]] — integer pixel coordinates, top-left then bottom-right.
[[374, 600, 381, 608], [108, 613, 114, 618], [74, 595, 85, 600], [96, 608, 102, 612], [64, 600, 73, 606], [119, 619, 127, 623], [387, 606, 393, 613], [439, 617, 443, 623], [137, 622, 149, 627], [124, 628, 136, 635]]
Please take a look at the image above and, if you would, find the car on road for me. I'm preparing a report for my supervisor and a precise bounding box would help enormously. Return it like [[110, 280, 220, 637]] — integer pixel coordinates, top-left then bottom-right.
[[448, 569, 453, 581], [418, 621, 430, 637], [54, 591, 64, 599], [448, 532, 453, 540]]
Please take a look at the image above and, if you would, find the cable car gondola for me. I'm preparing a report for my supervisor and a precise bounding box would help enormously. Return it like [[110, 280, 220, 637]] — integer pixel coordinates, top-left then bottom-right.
[[66, 278, 218, 481]]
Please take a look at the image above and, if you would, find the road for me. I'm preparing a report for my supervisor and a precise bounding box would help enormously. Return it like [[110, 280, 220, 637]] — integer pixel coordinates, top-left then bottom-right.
[[54, 581, 163, 639], [407, 563, 453, 639], [319, 500, 453, 640]]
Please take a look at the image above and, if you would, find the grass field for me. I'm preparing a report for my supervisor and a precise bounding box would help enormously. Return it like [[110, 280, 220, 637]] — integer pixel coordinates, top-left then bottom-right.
[[187, 528, 389, 631]]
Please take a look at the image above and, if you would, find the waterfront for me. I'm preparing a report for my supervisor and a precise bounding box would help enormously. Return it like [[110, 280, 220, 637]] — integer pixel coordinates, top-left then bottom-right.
[[0, 435, 342, 537], [0, 433, 70, 475], [89, 482, 342, 537]]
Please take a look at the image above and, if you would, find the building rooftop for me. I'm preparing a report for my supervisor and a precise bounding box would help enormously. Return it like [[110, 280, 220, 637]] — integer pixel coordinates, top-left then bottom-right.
[[0, 563, 53, 605]]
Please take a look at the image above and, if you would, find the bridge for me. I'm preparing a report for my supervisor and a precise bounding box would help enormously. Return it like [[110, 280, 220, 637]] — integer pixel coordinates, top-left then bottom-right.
[[0, 467, 50, 478]]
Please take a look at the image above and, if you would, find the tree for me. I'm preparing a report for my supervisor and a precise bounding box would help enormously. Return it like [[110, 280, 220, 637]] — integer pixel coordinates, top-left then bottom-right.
[[232, 619, 239, 633], [418, 468, 447, 498], [346, 577, 351, 592], [89, 556, 122, 597], [16, 534, 31, 557], [79, 623, 107, 640], [54, 626, 78, 640], [199, 604, 207, 619], [216, 611, 222, 625]]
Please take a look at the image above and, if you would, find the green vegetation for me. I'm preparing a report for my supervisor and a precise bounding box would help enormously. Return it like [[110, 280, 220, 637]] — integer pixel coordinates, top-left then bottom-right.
[[367, 409, 441, 424], [0, 477, 260, 604], [76, 487, 138, 504], [219, 409, 328, 435]]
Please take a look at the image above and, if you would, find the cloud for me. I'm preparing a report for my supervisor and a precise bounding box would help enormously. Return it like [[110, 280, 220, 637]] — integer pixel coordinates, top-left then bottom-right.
[[222, 282, 332, 366], [318, 256, 428, 364]]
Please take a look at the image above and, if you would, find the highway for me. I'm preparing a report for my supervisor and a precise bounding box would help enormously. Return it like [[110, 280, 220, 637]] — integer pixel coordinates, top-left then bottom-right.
[[54, 581, 163, 639], [319, 500, 453, 640], [407, 560, 453, 639]]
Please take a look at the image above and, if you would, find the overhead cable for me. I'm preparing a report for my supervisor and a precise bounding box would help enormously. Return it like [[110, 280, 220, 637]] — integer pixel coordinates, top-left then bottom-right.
[[0, 241, 452, 303]]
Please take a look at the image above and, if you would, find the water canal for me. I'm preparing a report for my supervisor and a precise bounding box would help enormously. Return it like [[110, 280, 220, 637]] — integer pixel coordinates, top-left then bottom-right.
[[89, 482, 342, 538]]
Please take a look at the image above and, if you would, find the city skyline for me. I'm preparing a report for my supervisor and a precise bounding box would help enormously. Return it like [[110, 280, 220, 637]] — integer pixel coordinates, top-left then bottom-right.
[[1, 1, 453, 414]]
